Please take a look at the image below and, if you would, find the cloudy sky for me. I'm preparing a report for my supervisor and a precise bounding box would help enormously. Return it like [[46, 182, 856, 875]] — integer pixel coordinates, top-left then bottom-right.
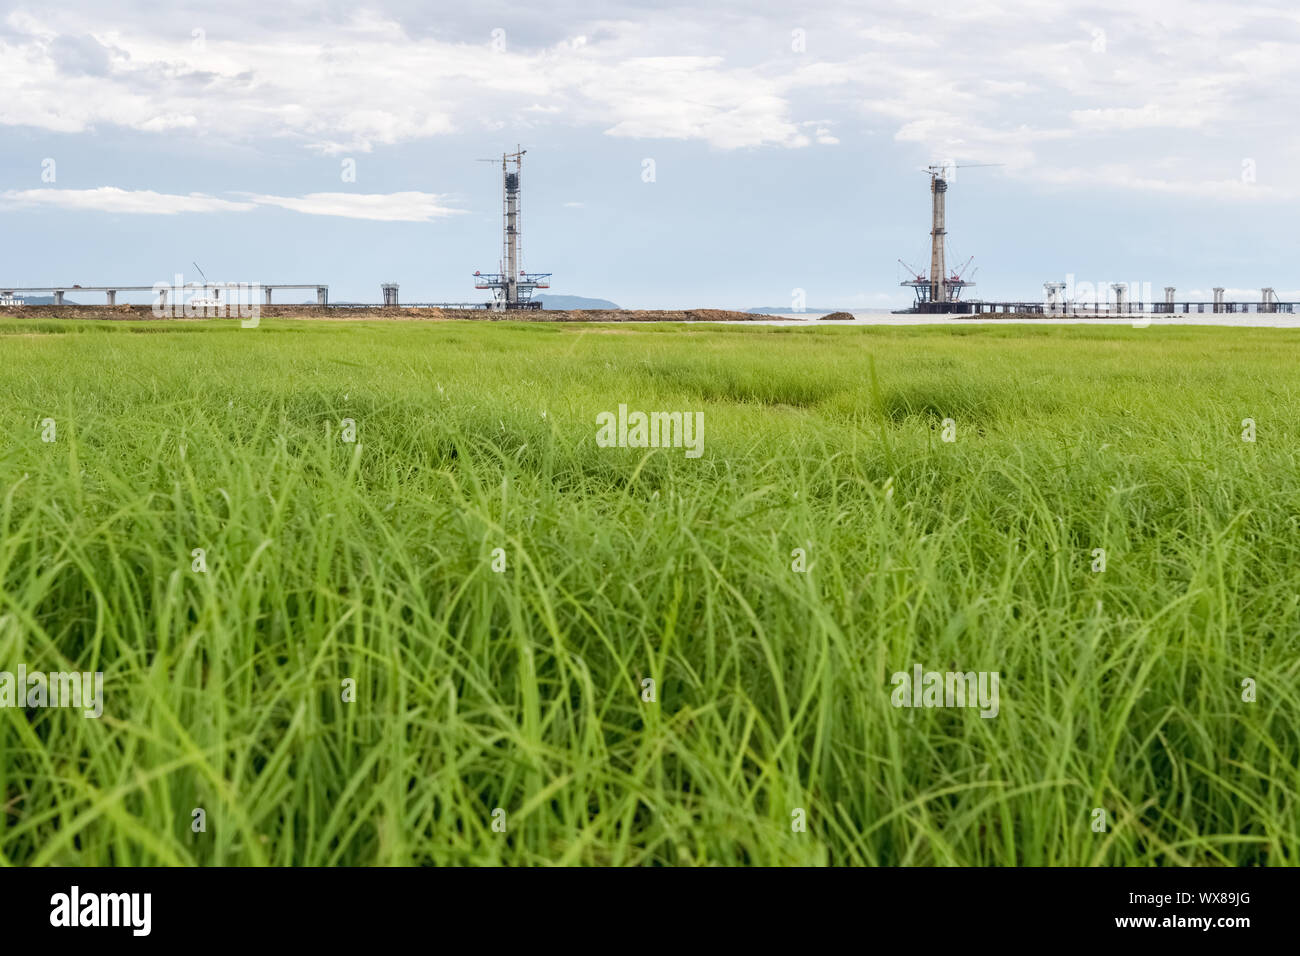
[[1, 0, 1297, 308]]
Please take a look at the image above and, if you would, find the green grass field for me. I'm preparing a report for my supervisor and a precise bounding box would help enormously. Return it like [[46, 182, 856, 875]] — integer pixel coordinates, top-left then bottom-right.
[[1, 317, 1297, 866]]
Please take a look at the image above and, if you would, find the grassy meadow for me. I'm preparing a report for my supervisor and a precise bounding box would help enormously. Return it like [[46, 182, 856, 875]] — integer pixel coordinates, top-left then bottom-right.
[[0, 316, 1297, 866]]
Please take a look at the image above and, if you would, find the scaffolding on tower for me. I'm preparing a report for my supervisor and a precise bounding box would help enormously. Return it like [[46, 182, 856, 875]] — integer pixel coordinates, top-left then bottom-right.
[[898, 163, 999, 313], [472, 146, 551, 310]]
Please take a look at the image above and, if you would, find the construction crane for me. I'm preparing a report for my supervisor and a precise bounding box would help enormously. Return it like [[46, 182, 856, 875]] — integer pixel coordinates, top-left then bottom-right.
[[898, 258, 926, 283], [949, 255, 975, 285]]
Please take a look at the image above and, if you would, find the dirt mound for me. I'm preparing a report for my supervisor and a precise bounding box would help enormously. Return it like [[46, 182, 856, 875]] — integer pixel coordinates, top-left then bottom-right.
[[818, 311, 855, 321], [683, 309, 762, 322]]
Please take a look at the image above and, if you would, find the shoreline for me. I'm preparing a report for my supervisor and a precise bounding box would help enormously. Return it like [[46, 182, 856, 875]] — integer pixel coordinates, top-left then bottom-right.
[[0, 304, 764, 322], [4, 304, 1300, 328]]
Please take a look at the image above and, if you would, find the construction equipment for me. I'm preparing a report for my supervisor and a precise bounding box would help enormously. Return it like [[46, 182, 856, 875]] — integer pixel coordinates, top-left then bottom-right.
[[472, 147, 551, 309], [900, 163, 1001, 311]]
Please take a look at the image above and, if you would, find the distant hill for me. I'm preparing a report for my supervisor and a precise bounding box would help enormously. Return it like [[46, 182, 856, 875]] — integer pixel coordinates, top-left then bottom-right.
[[535, 294, 620, 310]]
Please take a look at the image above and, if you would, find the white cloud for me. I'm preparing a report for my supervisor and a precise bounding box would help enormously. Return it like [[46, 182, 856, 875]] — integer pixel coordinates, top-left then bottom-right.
[[859, 27, 938, 48], [570, 56, 810, 148], [1069, 104, 1208, 130], [242, 191, 462, 221], [0, 10, 854, 152], [1, 187, 254, 214], [0, 1, 1298, 200], [2, 187, 462, 221], [1033, 164, 1294, 200]]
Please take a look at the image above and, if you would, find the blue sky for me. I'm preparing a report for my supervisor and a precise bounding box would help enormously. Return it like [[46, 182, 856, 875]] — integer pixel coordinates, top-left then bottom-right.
[[2, 0, 1298, 309]]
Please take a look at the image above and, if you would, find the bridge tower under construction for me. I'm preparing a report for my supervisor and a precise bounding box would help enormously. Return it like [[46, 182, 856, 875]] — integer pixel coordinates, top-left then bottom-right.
[[473, 147, 551, 310]]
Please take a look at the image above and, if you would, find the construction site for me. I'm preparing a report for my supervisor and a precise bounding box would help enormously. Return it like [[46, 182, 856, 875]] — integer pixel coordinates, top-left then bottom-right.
[[1, 145, 556, 316], [895, 163, 1296, 316], [1, 150, 1295, 318]]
